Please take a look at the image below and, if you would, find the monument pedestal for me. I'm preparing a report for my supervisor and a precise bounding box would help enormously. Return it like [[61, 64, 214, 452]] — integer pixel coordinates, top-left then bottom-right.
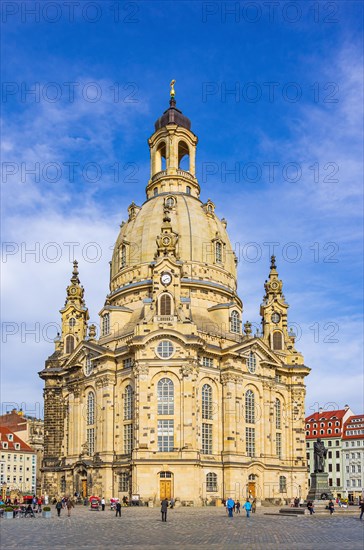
[[307, 473, 334, 501]]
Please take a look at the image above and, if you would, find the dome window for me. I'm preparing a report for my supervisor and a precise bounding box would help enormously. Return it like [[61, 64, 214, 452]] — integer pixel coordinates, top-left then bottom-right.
[[165, 196, 176, 209], [120, 244, 127, 268], [159, 294, 172, 316], [215, 241, 223, 264], [186, 185, 191, 195], [154, 187, 159, 196]]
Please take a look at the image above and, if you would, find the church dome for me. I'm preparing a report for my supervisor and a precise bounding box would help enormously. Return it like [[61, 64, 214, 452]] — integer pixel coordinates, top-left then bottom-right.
[[107, 90, 241, 318], [110, 192, 237, 294]]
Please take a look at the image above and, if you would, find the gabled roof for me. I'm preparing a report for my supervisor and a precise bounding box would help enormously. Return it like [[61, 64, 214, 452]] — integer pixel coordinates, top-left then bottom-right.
[[342, 414, 364, 440], [0, 427, 34, 452], [305, 409, 348, 422]]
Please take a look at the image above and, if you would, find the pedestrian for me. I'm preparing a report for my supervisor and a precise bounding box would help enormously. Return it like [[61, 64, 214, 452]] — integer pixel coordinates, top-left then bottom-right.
[[307, 500, 315, 515], [242, 499, 252, 518], [101, 497, 106, 511], [115, 501, 122, 517], [252, 498, 257, 513], [236, 500, 241, 514], [294, 497, 299, 508], [170, 497, 175, 509], [37, 497, 42, 512], [226, 497, 235, 518], [55, 500, 62, 517], [328, 500, 335, 515], [359, 500, 364, 520], [161, 497, 169, 522], [25, 504, 35, 517], [66, 498, 75, 517]]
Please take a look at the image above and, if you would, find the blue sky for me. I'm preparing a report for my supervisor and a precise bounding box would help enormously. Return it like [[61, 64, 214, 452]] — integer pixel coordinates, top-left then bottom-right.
[[1, 1, 363, 418]]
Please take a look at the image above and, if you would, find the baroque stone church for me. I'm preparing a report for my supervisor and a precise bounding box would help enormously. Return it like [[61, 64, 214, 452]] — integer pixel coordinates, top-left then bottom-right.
[[40, 91, 310, 505]]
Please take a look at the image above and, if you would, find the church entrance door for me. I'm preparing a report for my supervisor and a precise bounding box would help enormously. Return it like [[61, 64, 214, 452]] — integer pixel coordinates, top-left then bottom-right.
[[248, 482, 256, 498], [160, 480, 171, 500], [81, 479, 87, 498]]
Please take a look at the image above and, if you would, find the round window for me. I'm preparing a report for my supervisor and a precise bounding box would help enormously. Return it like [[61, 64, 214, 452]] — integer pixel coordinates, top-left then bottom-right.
[[165, 196, 175, 208], [156, 340, 174, 359]]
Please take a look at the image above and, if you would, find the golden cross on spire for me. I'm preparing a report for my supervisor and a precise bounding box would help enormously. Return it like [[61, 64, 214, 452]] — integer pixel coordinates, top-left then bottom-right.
[[170, 79, 176, 98]]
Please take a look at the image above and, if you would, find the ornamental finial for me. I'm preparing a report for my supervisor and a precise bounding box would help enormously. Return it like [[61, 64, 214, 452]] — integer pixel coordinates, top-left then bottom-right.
[[170, 79, 176, 98], [270, 255, 276, 269]]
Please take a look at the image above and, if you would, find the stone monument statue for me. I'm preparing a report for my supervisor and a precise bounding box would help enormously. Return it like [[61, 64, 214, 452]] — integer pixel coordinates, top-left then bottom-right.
[[307, 437, 333, 501], [314, 438, 327, 473]]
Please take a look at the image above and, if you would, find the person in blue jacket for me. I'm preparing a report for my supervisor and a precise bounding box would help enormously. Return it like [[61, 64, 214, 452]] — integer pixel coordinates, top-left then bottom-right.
[[226, 497, 235, 517], [242, 499, 252, 517]]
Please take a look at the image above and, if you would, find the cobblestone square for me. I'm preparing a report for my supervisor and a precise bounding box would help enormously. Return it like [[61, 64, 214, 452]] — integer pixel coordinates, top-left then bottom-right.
[[1, 506, 363, 550]]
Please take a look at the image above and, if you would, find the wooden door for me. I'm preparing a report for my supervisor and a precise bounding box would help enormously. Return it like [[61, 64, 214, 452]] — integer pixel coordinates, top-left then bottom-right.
[[82, 479, 87, 498], [160, 480, 171, 500], [248, 482, 256, 498]]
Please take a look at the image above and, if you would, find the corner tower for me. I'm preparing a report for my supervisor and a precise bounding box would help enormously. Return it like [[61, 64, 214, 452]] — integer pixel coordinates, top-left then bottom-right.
[[260, 255, 303, 365], [58, 261, 89, 355]]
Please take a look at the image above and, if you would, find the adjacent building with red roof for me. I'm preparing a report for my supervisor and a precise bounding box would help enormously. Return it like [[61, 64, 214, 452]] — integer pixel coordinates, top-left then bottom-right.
[[0, 409, 43, 493], [342, 414, 364, 501], [0, 427, 37, 495], [305, 406, 353, 498]]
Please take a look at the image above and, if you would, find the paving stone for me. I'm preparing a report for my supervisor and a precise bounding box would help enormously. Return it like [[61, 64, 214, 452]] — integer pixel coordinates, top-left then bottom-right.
[[1, 506, 363, 549]]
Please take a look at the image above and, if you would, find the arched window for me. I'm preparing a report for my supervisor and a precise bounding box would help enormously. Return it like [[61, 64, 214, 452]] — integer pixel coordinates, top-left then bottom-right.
[[202, 384, 213, 420], [160, 294, 172, 316], [230, 310, 240, 333], [86, 391, 95, 455], [154, 187, 158, 196], [186, 185, 191, 195], [157, 378, 174, 415], [85, 356, 93, 376], [69, 318, 76, 328], [247, 352, 256, 373], [275, 398, 281, 429], [245, 390, 255, 424], [206, 472, 217, 492], [120, 244, 126, 268], [65, 335, 75, 354], [279, 475, 287, 493], [155, 141, 166, 172], [215, 241, 222, 263], [124, 385, 133, 420], [102, 313, 110, 336], [178, 140, 190, 170], [273, 331, 283, 350], [87, 392, 95, 425]]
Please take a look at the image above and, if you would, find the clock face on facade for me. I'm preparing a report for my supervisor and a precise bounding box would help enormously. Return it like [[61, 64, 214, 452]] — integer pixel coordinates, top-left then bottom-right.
[[161, 272, 172, 286], [271, 312, 281, 324]]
